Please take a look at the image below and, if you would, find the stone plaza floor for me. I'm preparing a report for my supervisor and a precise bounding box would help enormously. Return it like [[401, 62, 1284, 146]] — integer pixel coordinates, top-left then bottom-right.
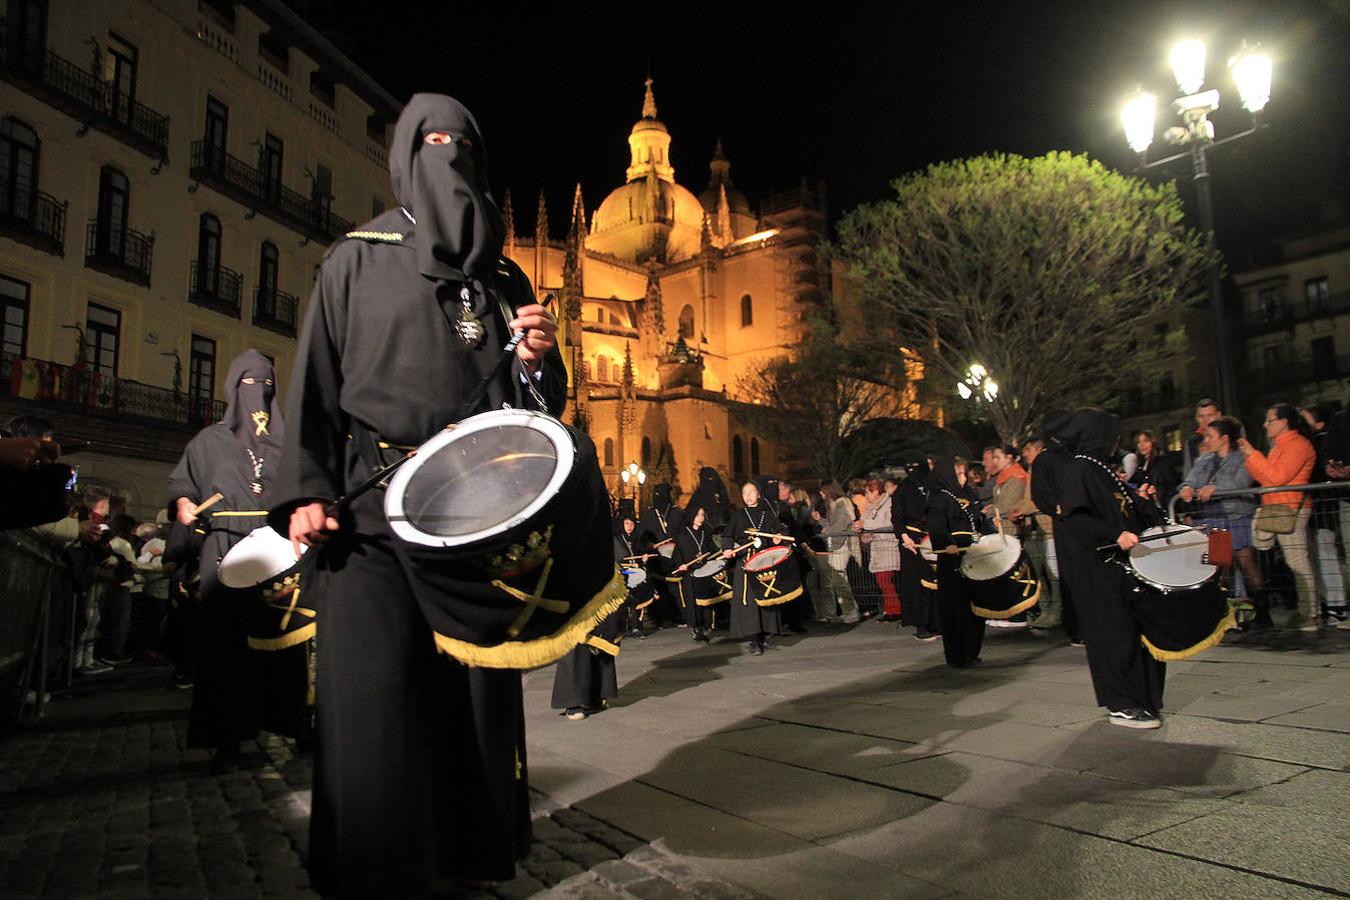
[[2, 620, 1347, 898]]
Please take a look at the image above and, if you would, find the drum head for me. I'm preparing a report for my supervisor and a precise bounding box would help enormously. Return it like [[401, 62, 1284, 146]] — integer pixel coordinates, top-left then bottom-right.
[[657, 543, 676, 558], [623, 568, 648, 589], [219, 526, 304, 588], [1129, 526, 1215, 590], [385, 410, 575, 548], [692, 558, 726, 578], [744, 545, 792, 572], [960, 534, 1023, 581]]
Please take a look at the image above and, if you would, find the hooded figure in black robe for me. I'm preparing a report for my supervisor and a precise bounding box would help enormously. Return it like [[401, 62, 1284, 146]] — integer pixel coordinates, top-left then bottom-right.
[[268, 94, 594, 896], [688, 466, 732, 534], [550, 515, 630, 716], [672, 503, 727, 638], [927, 458, 991, 667], [637, 483, 683, 625], [1054, 408, 1165, 718], [724, 481, 786, 652], [168, 350, 308, 764], [894, 451, 941, 639], [756, 472, 812, 631]]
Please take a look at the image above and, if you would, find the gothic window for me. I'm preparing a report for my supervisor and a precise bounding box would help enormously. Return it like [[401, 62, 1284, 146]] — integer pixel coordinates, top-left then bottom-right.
[[641, 436, 651, 466], [596, 355, 609, 382], [732, 435, 745, 478], [678, 304, 694, 340], [740, 294, 753, 327], [603, 437, 614, 468], [750, 437, 760, 476]]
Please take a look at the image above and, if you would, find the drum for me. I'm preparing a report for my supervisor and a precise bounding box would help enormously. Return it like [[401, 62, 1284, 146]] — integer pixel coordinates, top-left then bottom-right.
[[959, 534, 1039, 619], [692, 558, 726, 578], [742, 545, 803, 607], [623, 567, 648, 589], [377, 408, 626, 669], [1126, 525, 1215, 592], [219, 525, 307, 589], [1126, 525, 1234, 661], [917, 536, 938, 562], [656, 542, 676, 559], [688, 557, 732, 607]]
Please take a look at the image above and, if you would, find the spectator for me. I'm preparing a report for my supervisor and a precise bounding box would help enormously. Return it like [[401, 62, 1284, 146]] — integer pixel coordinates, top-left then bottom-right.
[[1301, 403, 1346, 625], [135, 520, 171, 658], [857, 479, 902, 621], [1183, 398, 1222, 478], [1178, 416, 1261, 615], [1133, 430, 1179, 509], [966, 462, 993, 503], [1238, 403, 1318, 631], [96, 513, 139, 665], [1010, 438, 1063, 632], [812, 482, 862, 623]]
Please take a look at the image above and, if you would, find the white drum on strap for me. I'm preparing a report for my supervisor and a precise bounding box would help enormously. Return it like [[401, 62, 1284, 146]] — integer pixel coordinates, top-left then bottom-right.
[[218, 526, 306, 589], [1128, 525, 1215, 592]]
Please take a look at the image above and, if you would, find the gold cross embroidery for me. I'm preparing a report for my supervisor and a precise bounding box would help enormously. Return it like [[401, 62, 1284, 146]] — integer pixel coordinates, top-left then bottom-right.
[[1014, 562, 1037, 598], [493, 559, 568, 637], [757, 570, 780, 597]]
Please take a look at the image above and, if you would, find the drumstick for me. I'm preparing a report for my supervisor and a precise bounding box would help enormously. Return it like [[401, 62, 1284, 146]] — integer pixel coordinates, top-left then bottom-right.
[[190, 493, 224, 518], [745, 529, 797, 542], [1094, 528, 1197, 553]]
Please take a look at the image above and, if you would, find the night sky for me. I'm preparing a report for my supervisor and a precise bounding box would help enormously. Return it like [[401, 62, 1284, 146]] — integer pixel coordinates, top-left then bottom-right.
[[302, 1, 1350, 263]]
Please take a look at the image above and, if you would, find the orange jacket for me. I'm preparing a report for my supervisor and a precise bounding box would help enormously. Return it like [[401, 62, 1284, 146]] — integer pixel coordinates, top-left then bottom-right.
[[1244, 430, 1315, 508]]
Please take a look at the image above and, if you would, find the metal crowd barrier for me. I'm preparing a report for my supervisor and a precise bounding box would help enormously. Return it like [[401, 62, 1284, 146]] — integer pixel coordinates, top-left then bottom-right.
[[0, 529, 79, 723]]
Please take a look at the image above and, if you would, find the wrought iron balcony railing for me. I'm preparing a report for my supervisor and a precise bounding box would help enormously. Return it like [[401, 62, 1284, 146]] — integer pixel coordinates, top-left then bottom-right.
[[190, 140, 354, 242], [253, 287, 299, 337], [84, 219, 154, 285], [0, 19, 170, 159], [1, 353, 224, 426], [0, 182, 65, 254], [1244, 290, 1350, 335], [188, 259, 243, 317]]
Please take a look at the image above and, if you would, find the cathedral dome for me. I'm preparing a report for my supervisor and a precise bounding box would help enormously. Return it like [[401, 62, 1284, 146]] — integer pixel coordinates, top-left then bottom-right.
[[586, 79, 708, 263]]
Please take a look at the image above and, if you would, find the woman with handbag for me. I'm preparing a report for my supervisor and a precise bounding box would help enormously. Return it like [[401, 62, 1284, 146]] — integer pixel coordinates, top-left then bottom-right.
[[1238, 404, 1318, 631], [1178, 416, 1262, 615]]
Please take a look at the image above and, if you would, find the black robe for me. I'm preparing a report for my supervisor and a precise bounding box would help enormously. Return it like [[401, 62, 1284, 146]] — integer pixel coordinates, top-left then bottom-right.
[[673, 518, 727, 629], [637, 498, 683, 623], [1057, 451, 1166, 713], [927, 482, 989, 668], [549, 534, 626, 710], [724, 502, 785, 641], [1029, 446, 1081, 640], [272, 218, 567, 895], [894, 471, 939, 633]]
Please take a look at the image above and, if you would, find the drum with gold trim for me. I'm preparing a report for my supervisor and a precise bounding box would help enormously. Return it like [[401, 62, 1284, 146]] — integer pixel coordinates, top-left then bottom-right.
[[742, 545, 803, 608], [959, 534, 1039, 619], [1125, 525, 1234, 660]]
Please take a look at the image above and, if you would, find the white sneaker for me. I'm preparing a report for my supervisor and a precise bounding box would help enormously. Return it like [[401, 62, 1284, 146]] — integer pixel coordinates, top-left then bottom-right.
[[1108, 709, 1162, 729]]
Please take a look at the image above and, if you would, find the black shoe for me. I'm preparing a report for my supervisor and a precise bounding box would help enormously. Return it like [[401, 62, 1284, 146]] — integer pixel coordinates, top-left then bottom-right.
[[628, 627, 646, 640], [914, 629, 939, 642], [564, 707, 587, 721], [747, 641, 764, 656]]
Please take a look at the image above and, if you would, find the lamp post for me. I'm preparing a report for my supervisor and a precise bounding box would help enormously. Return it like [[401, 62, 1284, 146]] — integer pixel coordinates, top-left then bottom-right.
[[620, 461, 646, 514], [955, 363, 999, 404], [1121, 40, 1272, 415]]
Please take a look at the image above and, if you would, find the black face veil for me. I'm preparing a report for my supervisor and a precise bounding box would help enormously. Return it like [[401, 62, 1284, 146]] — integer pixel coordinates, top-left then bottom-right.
[[222, 349, 283, 454], [389, 94, 506, 282]]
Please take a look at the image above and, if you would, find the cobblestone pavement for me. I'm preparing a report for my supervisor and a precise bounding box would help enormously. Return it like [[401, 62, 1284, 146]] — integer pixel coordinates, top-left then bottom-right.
[[3, 621, 1348, 898]]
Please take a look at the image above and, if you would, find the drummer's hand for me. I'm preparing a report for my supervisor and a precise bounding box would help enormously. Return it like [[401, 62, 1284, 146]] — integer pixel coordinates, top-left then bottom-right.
[[675, 564, 688, 573], [721, 549, 735, 559], [1197, 485, 1216, 502], [901, 534, 917, 552], [945, 544, 959, 555], [290, 502, 340, 555], [509, 303, 558, 375], [1116, 531, 1140, 551], [175, 497, 197, 527], [1178, 485, 1194, 503], [1137, 483, 1157, 500]]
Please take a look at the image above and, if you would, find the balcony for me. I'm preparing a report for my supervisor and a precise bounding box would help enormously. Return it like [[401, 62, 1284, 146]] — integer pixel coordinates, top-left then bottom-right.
[[190, 140, 354, 243], [1, 354, 224, 428], [1244, 290, 1350, 336], [0, 183, 65, 255], [253, 287, 299, 337], [1247, 354, 1350, 393], [0, 21, 170, 160], [189, 259, 243, 318], [84, 219, 154, 286]]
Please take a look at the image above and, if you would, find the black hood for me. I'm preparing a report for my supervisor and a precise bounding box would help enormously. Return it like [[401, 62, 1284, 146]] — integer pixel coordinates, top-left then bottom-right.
[[390, 94, 505, 282], [1041, 408, 1073, 449], [222, 350, 283, 454], [650, 483, 673, 511], [898, 450, 930, 479], [929, 458, 963, 494], [755, 474, 780, 502], [1059, 408, 1120, 460]]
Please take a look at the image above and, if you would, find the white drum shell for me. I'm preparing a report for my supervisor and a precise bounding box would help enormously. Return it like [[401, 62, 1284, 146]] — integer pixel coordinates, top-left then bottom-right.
[[960, 534, 1023, 582], [692, 558, 726, 578], [218, 525, 305, 588], [623, 568, 648, 589], [1128, 526, 1216, 592]]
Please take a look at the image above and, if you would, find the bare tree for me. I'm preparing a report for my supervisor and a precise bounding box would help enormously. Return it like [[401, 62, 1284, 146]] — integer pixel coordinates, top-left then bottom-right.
[[739, 316, 909, 484], [835, 152, 1216, 441]]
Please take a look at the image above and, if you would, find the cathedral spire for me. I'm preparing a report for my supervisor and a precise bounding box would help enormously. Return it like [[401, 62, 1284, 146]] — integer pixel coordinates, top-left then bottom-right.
[[716, 183, 733, 246], [535, 189, 548, 242], [625, 78, 674, 183], [568, 183, 586, 244], [642, 77, 658, 119], [562, 184, 585, 324]]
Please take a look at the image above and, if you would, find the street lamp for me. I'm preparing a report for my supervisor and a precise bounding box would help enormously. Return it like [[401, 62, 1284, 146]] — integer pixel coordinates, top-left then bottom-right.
[[620, 461, 646, 513], [955, 363, 998, 403], [1120, 38, 1273, 414]]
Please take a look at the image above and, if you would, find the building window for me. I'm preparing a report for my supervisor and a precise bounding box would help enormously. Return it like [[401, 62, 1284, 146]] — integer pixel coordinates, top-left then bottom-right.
[[105, 33, 138, 125], [595, 355, 608, 383], [0, 275, 30, 365], [261, 132, 283, 202], [1312, 335, 1337, 380], [10, 0, 47, 64], [95, 165, 130, 259], [0, 117, 39, 222], [750, 437, 760, 475], [312, 163, 333, 221], [259, 241, 279, 297], [85, 303, 120, 376], [1257, 286, 1285, 324], [196, 213, 222, 295], [1305, 277, 1330, 314], [1158, 371, 1176, 408], [258, 30, 289, 73], [678, 304, 694, 340], [1261, 344, 1283, 371], [603, 437, 614, 468], [641, 436, 651, 466], [732, 435, 745, 477], [203, 96, 229, 172], [741, 294, 753, 327], [189, 334, 216, 417]]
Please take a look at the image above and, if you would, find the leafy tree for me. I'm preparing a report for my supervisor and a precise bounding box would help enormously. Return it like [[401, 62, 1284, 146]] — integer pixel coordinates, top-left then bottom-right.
[[738, 316, 909, 484], [835, 152, 1216, 441]]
